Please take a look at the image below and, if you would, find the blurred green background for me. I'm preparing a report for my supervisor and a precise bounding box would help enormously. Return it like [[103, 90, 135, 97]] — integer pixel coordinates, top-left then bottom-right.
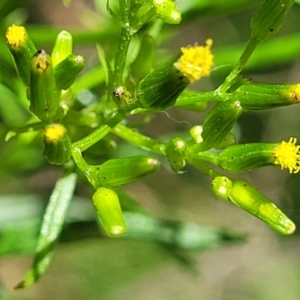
[[1, 0, 300, 299]]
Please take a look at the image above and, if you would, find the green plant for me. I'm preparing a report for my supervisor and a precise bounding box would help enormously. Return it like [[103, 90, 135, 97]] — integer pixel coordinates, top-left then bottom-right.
[[1, 0, 300, 292]]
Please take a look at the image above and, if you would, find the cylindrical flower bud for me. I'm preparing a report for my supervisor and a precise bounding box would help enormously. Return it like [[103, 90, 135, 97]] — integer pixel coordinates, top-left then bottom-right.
[[138, 59, 190, 110], [29, 50, 60, 122], [219, 143, 276, 173], [219, 137, 300, 174], [43, 123, 72, 165], [54, 54, 85, 90], [153, 0, 182, 24], [88, 156, 161, 188], [51, 30, 73, 67], [211, 176, 296, 235], [138, 39, 213, 111], [250, 0, 294, 43], [201, 100, 243, 149], [6, 24, 37, 86], [229, 179, 295, 235], [165, 137, 187, 174], [92, 187, 126, 237], [233, 83, 300, 110]]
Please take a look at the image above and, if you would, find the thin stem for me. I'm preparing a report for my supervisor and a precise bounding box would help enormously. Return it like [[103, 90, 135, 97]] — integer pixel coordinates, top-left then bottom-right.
[[218, 37, 260, 93], [187, 156, 221, 179], [112, 123, 166, 155]]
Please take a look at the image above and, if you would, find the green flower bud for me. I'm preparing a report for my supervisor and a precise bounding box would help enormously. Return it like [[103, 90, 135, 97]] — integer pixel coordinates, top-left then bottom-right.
[[250, 0, 294, 43], [201, 100, 243, 149], [211, 176, 232, 200], [92, 187, 126, 237], [138, 59, 189, 110], [43, 123, 72, 165], [233, 83, 300, 110], [51, 30, 73, 67], [54, 54, 85, 90], [165, 137, 187, 174], [229, 179, 295, 235], [219, 143, 276, 173], [29, 50, 60, 122], [153, 0, 182, 24], [6, 24, 37, 86], [88, 156, 160, 188], [189, 125, 203, 144]]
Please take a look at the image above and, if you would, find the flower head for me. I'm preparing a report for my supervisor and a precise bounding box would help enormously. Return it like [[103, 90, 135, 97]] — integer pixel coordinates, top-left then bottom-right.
[[174, 39, 213, 83], [273, 137, 300, 173], [44, 124, 66, 143], [6, 24, 27, 48]]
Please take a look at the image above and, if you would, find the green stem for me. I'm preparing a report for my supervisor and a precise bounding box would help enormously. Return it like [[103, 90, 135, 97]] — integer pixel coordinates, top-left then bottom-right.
[[112, 123, 166, 155], [113, 27, 132, 88], [187, 156, 221, 179], [218, 36, 260, 93]]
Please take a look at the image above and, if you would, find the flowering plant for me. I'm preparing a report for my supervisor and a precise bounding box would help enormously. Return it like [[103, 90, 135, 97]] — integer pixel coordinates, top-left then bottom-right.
[[1, 0, 300, 291]]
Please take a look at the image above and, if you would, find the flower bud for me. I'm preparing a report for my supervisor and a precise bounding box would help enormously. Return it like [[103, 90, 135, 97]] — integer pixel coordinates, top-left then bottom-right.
[[112, 86, 131, 106], [165, 137, 187, 174], [92, 187, 126, 237], [211, 176, 296, 235], [201, 100, 243, 149], [233, 83, 300, 110], [51, 30, 73, 67], [88, 156, 160, 188], [29, 50, 60, 122], [229, 179, 295, 235], [219, 143, 276, 173], [250, 0, 294, 43], [43, 123, 72, 165], [138, 59, 190, 110], [54, 54, 85, 90], [219, 137, 300, 174], [6, 24, 37, 86], [153, 0, 182, 24]]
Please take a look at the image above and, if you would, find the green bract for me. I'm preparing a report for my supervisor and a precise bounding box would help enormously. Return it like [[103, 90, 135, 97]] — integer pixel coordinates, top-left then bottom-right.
[[153, 0, 182, 24], [218, 143, 276, 173], [250, 0, 295, 42], [87, 156, 160, 188], [54, 54, 85, 90], [233, 83, 300, 110], [29, 50, 60, 123], [92, 187, 126, 237], [201, 100, 243, 149], [51, 30, 73, 67], [6, 25, 37, 86], [138, 59, 189, 111], [229, 179, 296, 235], [165, 137, 187, 174], [43, 124, 72, 165]]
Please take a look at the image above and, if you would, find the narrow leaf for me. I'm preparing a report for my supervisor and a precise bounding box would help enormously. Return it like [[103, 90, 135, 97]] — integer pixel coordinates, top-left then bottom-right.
[[16, 171, 77, 288]]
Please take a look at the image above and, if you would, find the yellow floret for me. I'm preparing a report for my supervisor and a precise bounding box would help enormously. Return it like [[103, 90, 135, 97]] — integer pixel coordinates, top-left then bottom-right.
[[44, 124, 66, 143], [174, 39, 214, 83], [6, 24, 27, 48], [273, 137, 300, 173]]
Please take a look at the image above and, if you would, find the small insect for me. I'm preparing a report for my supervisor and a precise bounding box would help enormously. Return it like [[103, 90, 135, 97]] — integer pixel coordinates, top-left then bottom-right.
[[113, 86, 131, 106]]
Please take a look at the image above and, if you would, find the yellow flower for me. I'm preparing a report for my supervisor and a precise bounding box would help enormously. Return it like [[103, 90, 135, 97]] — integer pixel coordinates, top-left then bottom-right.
[[174, 39, 214, 83], [6, 24, 27, 48], [44, 124, 66, 143], [273, 137, 300, 173]]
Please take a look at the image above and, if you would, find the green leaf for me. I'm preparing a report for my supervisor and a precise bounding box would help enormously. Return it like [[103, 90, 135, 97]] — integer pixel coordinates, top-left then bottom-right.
[[16, 170, 77, 288]]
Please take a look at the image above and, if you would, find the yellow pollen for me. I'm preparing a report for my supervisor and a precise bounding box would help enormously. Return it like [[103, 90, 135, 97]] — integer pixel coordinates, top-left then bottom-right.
[[44, 124, 66, 143], [273, 137, 300, 173], [174, 39, 214, 83], [6, 24, 27, 48], [290, 83, 300, 102]]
